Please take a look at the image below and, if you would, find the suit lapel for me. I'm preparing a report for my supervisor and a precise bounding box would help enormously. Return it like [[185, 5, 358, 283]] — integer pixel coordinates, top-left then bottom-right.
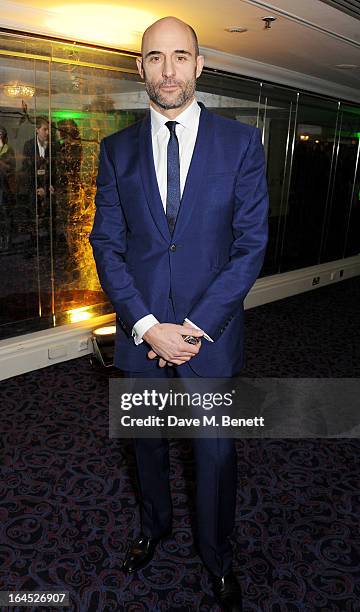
[[173, 104, 213, 237], [139, 111, 171, 242]]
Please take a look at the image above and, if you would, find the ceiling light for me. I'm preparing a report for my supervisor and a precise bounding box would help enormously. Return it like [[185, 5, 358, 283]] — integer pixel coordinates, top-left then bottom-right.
[[335, 64, 358, 69], [3, 82, 35, 97], [225, 27, 248, 33], [47, 5, 157, 48]]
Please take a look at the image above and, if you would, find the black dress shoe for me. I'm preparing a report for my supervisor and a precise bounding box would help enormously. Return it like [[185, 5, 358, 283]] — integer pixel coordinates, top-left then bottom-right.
[[122, 530, 171, 573], [211, 570, 242, 612]]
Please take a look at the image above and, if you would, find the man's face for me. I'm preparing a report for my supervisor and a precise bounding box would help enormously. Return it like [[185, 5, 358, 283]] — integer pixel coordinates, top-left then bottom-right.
[[37, 123, 49, 144], [136, 20, 204, 112]]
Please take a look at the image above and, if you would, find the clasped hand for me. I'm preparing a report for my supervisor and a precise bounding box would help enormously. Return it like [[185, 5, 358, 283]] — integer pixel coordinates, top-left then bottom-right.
[[143, 323, 203, 368]]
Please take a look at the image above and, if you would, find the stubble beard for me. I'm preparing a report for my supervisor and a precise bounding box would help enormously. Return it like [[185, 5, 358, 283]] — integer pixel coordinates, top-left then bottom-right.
[[144, 71, 197, 110]]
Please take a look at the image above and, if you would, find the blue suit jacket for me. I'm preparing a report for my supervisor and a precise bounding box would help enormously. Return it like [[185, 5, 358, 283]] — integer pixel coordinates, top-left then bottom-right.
[[90, 103, 269, 376]]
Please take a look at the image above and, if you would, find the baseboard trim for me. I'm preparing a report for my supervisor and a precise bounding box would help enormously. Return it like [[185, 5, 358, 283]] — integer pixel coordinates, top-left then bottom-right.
[[1, 255, 359, 380], [245, 256, 360, 308], [0, 313, 115, 381]]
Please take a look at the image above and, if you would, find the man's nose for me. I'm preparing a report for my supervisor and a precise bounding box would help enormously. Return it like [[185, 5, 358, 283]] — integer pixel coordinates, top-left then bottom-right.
[[162, 57, 175, 78]]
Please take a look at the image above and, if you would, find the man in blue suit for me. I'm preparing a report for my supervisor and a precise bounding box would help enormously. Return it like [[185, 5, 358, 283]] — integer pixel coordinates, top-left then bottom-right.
[[90, 16, 268, 612]]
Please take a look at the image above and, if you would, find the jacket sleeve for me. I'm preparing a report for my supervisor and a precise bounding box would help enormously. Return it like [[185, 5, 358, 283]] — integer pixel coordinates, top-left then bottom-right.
[[89, 138, 151, 333], [186, 127, 269, 341]]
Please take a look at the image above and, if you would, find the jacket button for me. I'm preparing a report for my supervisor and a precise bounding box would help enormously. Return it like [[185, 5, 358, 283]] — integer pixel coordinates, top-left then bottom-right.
[[170, 244, 176, 252]]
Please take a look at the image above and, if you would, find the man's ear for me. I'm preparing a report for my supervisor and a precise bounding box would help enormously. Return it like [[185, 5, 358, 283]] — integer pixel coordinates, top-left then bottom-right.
[[136, 56, 144, 79], [195, 54, 205, 79]]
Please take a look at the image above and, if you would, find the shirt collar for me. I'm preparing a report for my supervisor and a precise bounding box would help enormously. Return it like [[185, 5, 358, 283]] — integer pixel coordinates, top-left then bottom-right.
[[37, 137, 47, 150], [150, 98, 200, 136]]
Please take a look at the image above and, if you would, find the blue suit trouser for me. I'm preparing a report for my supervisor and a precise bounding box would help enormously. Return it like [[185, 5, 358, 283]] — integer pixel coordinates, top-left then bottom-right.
[[122, 300, 238, 577]]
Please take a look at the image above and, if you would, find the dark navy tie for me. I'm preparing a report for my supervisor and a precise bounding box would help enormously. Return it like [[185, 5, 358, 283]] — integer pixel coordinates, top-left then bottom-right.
[[165, 121, 180, 234]]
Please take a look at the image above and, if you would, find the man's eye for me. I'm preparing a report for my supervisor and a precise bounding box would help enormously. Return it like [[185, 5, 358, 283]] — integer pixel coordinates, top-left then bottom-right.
[[150, 56, 160, 62], [177, 56, 187, 61]]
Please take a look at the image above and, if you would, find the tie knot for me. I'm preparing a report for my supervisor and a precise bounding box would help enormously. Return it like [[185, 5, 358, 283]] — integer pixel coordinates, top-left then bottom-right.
[[165, 121, 178, 134]]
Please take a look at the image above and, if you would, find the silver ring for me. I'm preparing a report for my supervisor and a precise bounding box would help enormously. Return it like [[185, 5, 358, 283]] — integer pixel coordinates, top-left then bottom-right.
[[182, 335, 200, 345]]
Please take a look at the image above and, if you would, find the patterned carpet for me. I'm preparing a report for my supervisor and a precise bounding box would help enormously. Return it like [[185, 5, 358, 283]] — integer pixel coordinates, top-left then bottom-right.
[[1, 277, 360, 611]]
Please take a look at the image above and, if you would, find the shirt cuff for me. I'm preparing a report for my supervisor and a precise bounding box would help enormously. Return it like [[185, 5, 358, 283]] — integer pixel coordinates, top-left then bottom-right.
[[132, 314, 159, 346], [184, 318, 214, 342]]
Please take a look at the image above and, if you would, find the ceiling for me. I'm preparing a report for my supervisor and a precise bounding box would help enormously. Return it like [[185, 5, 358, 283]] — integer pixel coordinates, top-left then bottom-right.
[[318, 0, 360, 20], [1, 0, 360, 101]]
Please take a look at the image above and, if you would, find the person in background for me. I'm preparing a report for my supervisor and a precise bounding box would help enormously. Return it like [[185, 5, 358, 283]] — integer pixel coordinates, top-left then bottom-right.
[[55, 119, 83, 266], [0, 126, 16, 250], [22, 116, 57, 249], [56, 119, 82, 183]]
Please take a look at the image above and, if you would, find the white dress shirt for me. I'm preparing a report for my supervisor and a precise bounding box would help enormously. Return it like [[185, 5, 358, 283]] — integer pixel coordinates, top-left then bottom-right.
[[132, 99, 213, 345], [37, 137, 47, 158]]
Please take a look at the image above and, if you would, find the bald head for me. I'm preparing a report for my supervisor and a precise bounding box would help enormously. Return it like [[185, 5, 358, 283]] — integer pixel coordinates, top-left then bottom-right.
[[141, 16, 199, 58], [136, 16, 204, 117]]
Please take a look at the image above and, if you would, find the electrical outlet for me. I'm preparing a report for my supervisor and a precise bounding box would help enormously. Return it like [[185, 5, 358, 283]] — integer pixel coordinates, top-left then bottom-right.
[[312, 276, 320, 286], [48, 345, 67, 359]]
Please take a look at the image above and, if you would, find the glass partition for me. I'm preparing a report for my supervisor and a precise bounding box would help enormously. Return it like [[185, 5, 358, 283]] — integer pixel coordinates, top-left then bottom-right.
[[0, 30, 359, 341], [279, 95, 340, 272], [321, 104, 360, 261], [257, 83, 299, 275], [49, 61, 146, 324], [0, 54, 54, 334]]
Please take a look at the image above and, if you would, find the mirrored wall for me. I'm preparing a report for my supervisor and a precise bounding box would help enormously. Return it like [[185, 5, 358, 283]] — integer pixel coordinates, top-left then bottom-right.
[[0, 31, 359, 340]]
